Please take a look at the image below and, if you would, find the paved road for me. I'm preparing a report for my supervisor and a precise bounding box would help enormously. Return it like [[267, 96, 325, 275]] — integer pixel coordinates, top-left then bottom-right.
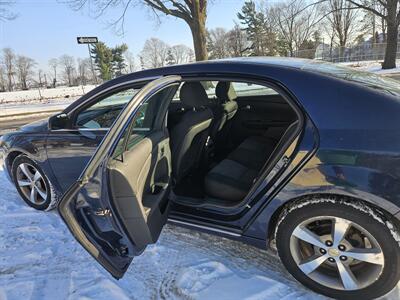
[[0, 113, 56, 135]]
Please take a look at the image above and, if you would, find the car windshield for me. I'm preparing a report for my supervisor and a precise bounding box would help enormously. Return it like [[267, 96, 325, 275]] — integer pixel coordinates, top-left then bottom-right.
[[302, 61, 400, 97]]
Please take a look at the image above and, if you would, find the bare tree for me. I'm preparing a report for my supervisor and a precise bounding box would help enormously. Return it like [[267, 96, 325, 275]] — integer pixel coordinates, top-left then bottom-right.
[[325, 0, 360, 49], [48, 58, 58, 88], [124, 51, 136, 73], [67, 0, 208, 61], [347, 0, 399, 69], [2, 48, 15, 91], [16, 55, 36, 90], [0, 65, 6, 92], [0, 0, 17, 21], [37, 69, 44, 88], [170, 44, 194, 64], [226, 24, 250, 57], [140, 38, 170, 68], [59, 54, 76, 86], [270, 0, 322, 56], [207, 28, 230, 59], [208, 25, 250, 59], [361, 3, 388, 43], [77, 58, 91, 85]]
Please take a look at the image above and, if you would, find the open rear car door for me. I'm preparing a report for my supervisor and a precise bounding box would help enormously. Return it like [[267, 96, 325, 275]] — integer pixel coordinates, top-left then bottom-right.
[[58, 75, 181, 278]]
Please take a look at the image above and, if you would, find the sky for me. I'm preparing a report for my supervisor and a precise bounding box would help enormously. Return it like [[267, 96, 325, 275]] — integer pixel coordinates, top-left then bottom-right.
[[0, 0, 245, 72]]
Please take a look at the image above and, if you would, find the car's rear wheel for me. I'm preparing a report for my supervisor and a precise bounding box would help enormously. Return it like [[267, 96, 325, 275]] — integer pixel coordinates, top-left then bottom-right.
[[276, 198, 400, 300], [11, 155, 56, 211]]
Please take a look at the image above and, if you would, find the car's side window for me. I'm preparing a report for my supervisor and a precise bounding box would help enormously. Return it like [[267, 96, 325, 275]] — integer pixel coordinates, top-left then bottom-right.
[[231, 82, 279, 97], [75, 87, 140, 129], [113, 85, 177, 159]]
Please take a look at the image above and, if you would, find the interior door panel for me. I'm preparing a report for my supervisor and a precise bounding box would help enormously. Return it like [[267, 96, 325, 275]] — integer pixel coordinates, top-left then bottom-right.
[[232, 95, 297, 143], [108, 131, 171, 248], [58, 75, 181, 279]]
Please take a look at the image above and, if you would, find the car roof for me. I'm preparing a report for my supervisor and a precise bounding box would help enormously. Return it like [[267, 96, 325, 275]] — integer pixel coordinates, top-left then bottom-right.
[[120, 57, 315, 78]]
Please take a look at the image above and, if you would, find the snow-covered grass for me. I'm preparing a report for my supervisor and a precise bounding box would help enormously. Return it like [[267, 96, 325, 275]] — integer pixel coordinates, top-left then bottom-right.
[[0, 164, 326, 300], [0, 85, 96, 104], [340, 59, 400, 74]]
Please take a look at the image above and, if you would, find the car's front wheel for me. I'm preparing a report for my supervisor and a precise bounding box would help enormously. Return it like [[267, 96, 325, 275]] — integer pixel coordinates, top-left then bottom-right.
[[276, 198, 400, 300], [11, 155, 57, 211]]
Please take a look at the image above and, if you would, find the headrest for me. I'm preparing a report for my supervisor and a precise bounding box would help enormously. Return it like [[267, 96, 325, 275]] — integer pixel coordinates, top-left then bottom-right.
[[215, 82, 237, 103], [179, 82, 209, 108]]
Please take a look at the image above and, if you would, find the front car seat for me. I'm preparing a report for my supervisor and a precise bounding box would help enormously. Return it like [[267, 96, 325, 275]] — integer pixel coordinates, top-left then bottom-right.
[[211, 81, 238, 148], [170, 82, 213, 183]]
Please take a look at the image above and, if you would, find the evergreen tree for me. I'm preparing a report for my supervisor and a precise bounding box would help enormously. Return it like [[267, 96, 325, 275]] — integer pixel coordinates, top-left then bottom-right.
[[91, 42, 113, 81], [237, 0, 276, 56], [112, 43, 128, 76]]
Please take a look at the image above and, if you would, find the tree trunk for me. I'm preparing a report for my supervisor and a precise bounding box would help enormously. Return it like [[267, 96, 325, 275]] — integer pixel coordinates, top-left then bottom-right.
[[382, 4, 398, 69], [189, 20, 207, 61], [382, 22, 398, 69], [188, 1, 208, 61], [7, 76, 12, 92]]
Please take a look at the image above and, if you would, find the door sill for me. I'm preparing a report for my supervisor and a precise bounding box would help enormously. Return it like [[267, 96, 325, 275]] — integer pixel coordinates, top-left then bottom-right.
[[167, 218, 242, 237]]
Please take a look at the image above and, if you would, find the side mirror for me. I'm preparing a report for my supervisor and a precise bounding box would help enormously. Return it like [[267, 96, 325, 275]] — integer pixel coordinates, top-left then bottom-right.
[[49, 113, 70, 130]]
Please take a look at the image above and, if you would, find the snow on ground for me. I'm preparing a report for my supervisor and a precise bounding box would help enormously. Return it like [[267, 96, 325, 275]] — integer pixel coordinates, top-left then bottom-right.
[[1, 166, 400, 299], [0, 85, 96, 105], [340, 59, 400, 74], [0, 164, 324, 300]]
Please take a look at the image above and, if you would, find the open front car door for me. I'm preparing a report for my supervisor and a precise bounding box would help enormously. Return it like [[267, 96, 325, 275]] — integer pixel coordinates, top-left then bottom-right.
[[58, 75, 181, 278]]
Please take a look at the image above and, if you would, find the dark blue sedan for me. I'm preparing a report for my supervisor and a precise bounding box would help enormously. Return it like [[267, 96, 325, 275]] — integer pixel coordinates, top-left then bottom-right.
[[2, 58, 400, 299]]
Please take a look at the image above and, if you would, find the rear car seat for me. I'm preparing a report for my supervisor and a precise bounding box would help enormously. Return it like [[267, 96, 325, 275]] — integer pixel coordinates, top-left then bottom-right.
[[204, 121, 299, 202]]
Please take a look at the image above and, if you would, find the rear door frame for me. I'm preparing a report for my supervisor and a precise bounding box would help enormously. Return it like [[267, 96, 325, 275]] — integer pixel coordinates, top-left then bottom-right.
[[167, 74, 316, 234]]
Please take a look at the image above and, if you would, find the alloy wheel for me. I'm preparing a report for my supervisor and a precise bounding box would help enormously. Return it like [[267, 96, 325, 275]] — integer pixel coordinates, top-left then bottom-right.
[[16, 163, 48, 206], [289, 216, 384, 291]]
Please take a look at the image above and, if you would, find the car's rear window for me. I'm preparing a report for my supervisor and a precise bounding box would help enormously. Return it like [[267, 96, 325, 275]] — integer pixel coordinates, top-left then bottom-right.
[[302, 61, 400, 97]]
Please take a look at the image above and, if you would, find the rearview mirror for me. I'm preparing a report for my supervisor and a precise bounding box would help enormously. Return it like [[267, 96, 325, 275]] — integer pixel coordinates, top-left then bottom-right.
[[49, 113, 70, 130]]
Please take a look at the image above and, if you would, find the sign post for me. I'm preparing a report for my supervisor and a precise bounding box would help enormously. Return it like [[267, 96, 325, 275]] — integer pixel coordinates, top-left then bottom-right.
[[77, 37, 98, 84]]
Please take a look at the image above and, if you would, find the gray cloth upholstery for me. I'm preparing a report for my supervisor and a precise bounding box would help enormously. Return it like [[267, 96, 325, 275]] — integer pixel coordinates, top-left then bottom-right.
[[204, 159, 258, 202], [209, 82, 239, 148], [204, 121, 299, 202], [215, 82, 238, 121], [170, 82, 213, 182], [215, 81, 237, 102], [179, 82, 209, 108]]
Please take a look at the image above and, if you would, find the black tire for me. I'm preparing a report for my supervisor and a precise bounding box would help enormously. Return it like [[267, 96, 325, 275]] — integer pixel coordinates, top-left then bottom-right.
[[276, 198, 400, 300], [11, 155, 57, 211]]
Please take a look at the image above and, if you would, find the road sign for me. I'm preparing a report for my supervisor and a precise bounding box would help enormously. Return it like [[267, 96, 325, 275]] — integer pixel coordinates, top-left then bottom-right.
[[77, 37, 98, 44], [77, 37, 99, 84]]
